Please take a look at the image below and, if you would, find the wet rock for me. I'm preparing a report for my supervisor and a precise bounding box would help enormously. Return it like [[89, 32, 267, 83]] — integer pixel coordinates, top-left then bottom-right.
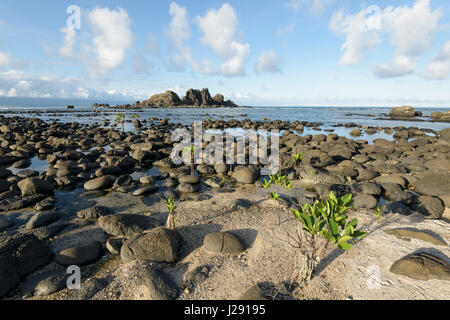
[[13, 159, 31, 169], [34, 271, 70, 297], [390, 252, 450, 281], [381, 201, 411, 215], [106, 237, 127, 255], [349, 129, 362, 137], [0, 217, 15, 232], [374, 175, 407, 188], [121, 227, 184, 263], [132, 186, 159, 196], [77, 206, 111, 220], [302, 150, 333, 168], [162, 178, 178, 188], [26, 223, 68, 241], [0, 194, 47, 212], [204, 177, 225, 189], [353, 194, 378, 209], [98, 214, 163, 237], [34, 197, 56, 211], [203, 232, 246, 254], [177, 183, 201, 193], [71, 278, 108, 300], [197, 164, 215, 174], [390, 106, 422, 118], [0, 168, 11, 178], [385, 229, 447, 246], [413, 172, 450, 197], [114, 175, 133, 187], [26, 210, 61, 230], [127, 261, 179, 300], [414, 195, 445, 219], [18, 177, 54, 196], [391, 191, 416, 205], [0, 179, 11, 193], [139, 176, 155, 185], [178, 175, 200, 184], [0, 234, 53, 298], [232, 166, 259, 184], [84, 175, 114, 191], [54, 242, 103, 266], [350, 182, 381, 196], [214, 164, 229, 174]]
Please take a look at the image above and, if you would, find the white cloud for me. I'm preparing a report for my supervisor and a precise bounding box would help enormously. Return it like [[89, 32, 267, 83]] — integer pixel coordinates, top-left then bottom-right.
[[0, 51, 10, 67], [255, 51, 282, 73], [165, 2, 191, 71], [277, 22, 296, 36], [166, 2, 191, 49], [422, 41, 450, 80], [331, 0, 443, 79], [0, 69, 130, 100], [132, 53, 152, 75], [374, 0, 442, 78], [329, 8, 382, 66], [374, 56, 415, 78], [284, 0, 333, 15], [7, 88, 17, 97], [196, 3, 250, 77], [87, 7, 134, 76], [146, 33, 160, 55], [59, 26, 77, 57]]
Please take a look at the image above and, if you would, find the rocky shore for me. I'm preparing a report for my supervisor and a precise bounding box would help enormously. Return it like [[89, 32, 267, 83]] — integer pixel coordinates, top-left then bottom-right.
[[0, 112, 449, 300]]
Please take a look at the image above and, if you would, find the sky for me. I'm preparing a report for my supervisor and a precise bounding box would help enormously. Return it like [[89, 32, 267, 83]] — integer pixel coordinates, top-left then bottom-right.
[[0, 0, 450, 107]]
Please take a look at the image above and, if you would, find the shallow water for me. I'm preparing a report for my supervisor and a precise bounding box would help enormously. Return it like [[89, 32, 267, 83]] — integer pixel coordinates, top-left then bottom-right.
[[1, 106, 449, 133]]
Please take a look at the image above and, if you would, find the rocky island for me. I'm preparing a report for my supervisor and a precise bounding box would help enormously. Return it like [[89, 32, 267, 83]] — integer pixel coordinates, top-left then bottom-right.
[[97, 88, 239, 109]]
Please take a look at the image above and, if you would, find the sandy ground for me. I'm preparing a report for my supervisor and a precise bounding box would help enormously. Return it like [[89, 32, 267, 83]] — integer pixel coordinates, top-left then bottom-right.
[[18, 181, 450, 300]]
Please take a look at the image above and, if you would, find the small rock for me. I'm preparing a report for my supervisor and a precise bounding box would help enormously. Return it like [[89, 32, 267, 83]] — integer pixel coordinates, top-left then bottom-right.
[[54, 242, 103, 266], [203, 232, 246, 254], [26, 210, 61, 230], [390, 252, 450, 281], [77, 206, 111, 220], [98, 214, 163, 237], [121, 227, 184, 263]]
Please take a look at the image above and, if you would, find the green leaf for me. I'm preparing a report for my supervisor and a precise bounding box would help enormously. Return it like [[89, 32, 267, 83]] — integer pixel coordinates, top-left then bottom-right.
[[338, 242, 353, 250], [329, 218, 339, 237], [340, 193, 352, 206]]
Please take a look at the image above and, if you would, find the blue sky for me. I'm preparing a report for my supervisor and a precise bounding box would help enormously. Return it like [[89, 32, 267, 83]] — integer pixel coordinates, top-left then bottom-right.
[[0, 0, 450, 106]]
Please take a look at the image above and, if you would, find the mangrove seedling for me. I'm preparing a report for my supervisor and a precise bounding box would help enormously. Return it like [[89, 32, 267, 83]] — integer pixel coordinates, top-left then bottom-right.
[[375, 205, 383, 220], [293, 152, 304, 165], [270, 191, 282, 225], [114, 113, 126, 133], [166, 196, 177, 230], [288, 191, 366, 282]]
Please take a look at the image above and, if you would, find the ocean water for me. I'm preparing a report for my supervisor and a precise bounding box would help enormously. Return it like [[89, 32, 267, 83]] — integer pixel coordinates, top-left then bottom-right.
[[1, 105, 448, 132]]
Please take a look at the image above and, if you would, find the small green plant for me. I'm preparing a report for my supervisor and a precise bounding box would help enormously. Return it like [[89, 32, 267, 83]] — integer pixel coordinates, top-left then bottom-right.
[[269, 173, 286, 186], [270, 191, 282, 225], [166, 196, 177, 230], [115, 113, 126, 132], [284, 179, 293, 191], [289, 192, 366, 282], [262, 178, 272, 190], [205, 118, 212, 122], [375, 205, 382, 219], [293, 152, 304, 164]]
